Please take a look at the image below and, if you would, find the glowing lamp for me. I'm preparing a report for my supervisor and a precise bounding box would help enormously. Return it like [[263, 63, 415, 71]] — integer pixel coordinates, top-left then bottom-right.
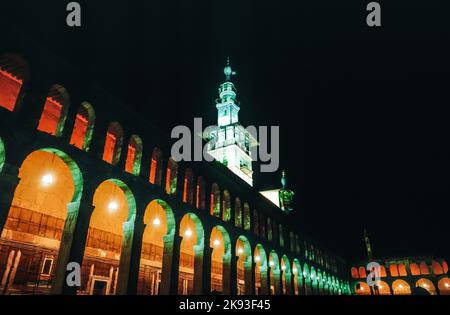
[[184, 229, 192, 237], [237, 248, 244, 255], [41, 173, 54, 186], [269, 261, 274, 267], [255, 256, 261, 262], [108, 201, 119, 213], [213, 239, 220, 247], [292, 267, 297, 274], [152, 217, 161, 226], [281, 265, 286, 271], [445, 283, 449, 288], [398, 284, 403, 289]]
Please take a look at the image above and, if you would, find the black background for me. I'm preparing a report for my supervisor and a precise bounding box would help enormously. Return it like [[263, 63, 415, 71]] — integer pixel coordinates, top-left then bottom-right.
[[1, 0, 448, 263]]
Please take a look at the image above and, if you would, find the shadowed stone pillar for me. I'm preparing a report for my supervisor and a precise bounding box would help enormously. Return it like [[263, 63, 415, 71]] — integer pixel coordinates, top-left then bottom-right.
[[126, 219, 145, 295], [0, 165, 19, 235], [244, 261, 253, 295], [116, 218, 136, 295], [230, 253, 238, 295], [259, 265, 269, 295], [193, 245, 204, 295], [222, 253, 231, 294], [267, 266, 272, 295], [250, 261, 256, 295], [273, 269, 281, 295], [160, 233, 180, 295], [202, 245, 212, 294], [284, 271, 293, 295]]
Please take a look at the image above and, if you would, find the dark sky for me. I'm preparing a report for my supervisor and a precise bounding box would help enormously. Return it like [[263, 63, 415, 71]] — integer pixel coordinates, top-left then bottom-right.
[[1, 0, 449, 263]]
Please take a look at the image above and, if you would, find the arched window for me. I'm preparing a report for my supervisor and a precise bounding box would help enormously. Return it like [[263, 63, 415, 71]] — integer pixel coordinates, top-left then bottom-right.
[[419, 262, 430, 275], [125, 135, 143, 175], [278, 224, 284, 247], [351, 267, 359, 279], [267, 217, 272, 241], [243, 202, 251, 231], [37, 84, 70, 136], [210, 183, 221, 218], [358, 266, 366, 278], [432, 261, 444, 275], [398, 264, 407, 276], [234, 198, 242, 228], [165, 158, 178, 195], [259, 212, 265, 239], [389, 264, 399, 277], [272, 220, 278, 244], [149, 148, 163, 185], [380, 265, 387, 277], [252, 209, 259, 235], [0, 53, 28, 112], [70, 102, 95, 151], [183, 168, 195, 205], [222, 190, 231, 222], [196, 176, 206, 209], [102, 122, 123, 165], [410, 263, 420, 275]]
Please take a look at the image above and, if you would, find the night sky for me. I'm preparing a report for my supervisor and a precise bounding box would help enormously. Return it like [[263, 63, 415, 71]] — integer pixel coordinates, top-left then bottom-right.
[[1, 0, 448, 263]]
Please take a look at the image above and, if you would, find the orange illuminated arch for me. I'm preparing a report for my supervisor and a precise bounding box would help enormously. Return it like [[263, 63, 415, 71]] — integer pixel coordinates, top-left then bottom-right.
[[37, 85, 70, 136], [210, 183, 221, 217], [358, 266, 366, 279], [351, 267, 359, 279], [410, 263, 420, 276], [432, 261, 444, 275], [376, 280, 391, 295], [419, 262, 430, 275], [102, 122, 123, 165], [70, 102, 95, 151], [355, 282, 371, 295], [236, 236, 252, 295], [195, 176, 206, 210], [0, 53, 28, 112], [437, 277, 450, 295], [165, 158, 178, 195], [416, 278, 437, 295], [392, 279, 411, 295], [125, 135, 142, 175], [149, 148, 163, 185], [210, 225, 231, 294]]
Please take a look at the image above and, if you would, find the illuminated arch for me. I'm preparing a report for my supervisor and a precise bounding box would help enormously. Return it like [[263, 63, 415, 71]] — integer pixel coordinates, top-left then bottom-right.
[[254, 244, 268, 295], [0, 137, 5, 172], [358, 266, 366, 278], [138, 199, 175, 295], [410, 263, 420, 275], [268, 250, 280, 295], [222, 190, 231, 222], [234, 197, 242, 228], [416, 278, 437, 295], [419, 261, 430, 275], [178, 212, 204, 295], [0, 53, 28, 112], [281, 255, 291, 295], [392, 279, 411, 295], [292, 259, 302, 295], [165, 158, 178, 195], [1, 149, 82, 292], [389, 264, 399, 277], [149, 148, 163, 185], [351, 267, 359, 279], [432, 261, 444, 275], [376, 280, 391, 295], [243, 202, 251, 231], [437, 277, 450, 295], [182, 168, 195, 205], [210, 225, 231, 294], [195, 176, 206, 210], [37, 84, 70, 136], [70, 101, 95, 151], [210, 183, 221, 217], [355, 282, 371, 295], [125, 135, 143, 175], [102, 122, 124, 165], [236, 235, 252, 295], [398, 263, 407, 276]]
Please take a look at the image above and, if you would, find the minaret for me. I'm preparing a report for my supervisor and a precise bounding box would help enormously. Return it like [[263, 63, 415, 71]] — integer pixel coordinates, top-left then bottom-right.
[[279, 170, 295, 214], [206, 58, 257, 186], [363, 229, 373, 260]]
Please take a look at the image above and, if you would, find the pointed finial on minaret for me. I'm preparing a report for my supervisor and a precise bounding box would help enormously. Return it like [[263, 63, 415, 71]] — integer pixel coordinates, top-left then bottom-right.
[[224, 57, 236, 81], [363, 229, 373, 260], [281, 170, 287, 189]]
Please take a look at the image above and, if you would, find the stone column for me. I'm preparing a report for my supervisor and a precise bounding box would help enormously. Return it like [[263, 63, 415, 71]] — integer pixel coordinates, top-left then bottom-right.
[[284, 271, 293, 295], [230, 253, 238, 295], [259, 265, 269, 295], [116, 218, 136, 295], [193, 245, 204, 295], [202, 245, 212, 295], [0, 165, 20, 234], [160, 233, 180, 295], [222, 253, 231, 294], [250, 261, 256, 295], [273, 269, 281, 295], [267, 266, 272, 295], [125, 219, 145, 295]]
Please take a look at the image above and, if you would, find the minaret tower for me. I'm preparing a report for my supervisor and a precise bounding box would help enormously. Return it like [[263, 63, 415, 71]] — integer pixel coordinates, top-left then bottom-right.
[[206, 58, 257, 186], [363, 229, 374, 260]]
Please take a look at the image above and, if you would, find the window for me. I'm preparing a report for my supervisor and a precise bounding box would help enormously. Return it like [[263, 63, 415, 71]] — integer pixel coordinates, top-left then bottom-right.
[[37, 85, 70, 136], [41, 257, 54, 276]]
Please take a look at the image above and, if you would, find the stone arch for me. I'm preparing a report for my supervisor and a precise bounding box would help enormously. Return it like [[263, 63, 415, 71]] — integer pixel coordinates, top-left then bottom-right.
[[234, 197, 242, 228], [70, 101, 95, 151], [243, 202, 251, 231], [437, 277, 450, 295], [268, 250, 281, 295], [410, 263, 420, 275], [165, 158, 178, 195], [222, 190, 231, 222], [236, 235, 252, 295], [415, 278, 437, 295], [210, 225, 231, 294], [281, 255, 292, 295], [392, 279, 411, 295], [149, 147, 163, 186], [0, 53, 29, 112], [80, 178, 136, 295], [432, 260, 444, 275], [138, 199, 175, 295], [254, 244, 268, 295], [376, 280, 391, 295], [102, 122, 124, 165], [125, 135, 143, 176], [0, 148, 83, 294], [351, 267, 359, 279], [37, 84, 70, 136], [178, 212, 204, 295]]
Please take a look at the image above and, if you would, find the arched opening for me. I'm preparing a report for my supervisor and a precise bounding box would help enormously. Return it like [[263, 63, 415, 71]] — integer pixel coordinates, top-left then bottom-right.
[[0, 137, 5, 172], [419, 262, 430, 275], [195, 176, 206, 210], [210, 183, 221, 218], [80, 179, 135, 295], [410, 263, 420, 275], [125, 135, 142, 176], [102, 122, 123, 165], [437, 277, 450, 295], [210, 226, 231, 294], [0, 53, 28, 112], [355, 282, 371, 295], [259, 212, 266, 239], [182, 168, 195, 205], [281, 255, 291, 295], [70, 102, 95, 151], [254, 244, 268, 295], [268, 251, 281, 295], [137, 199, 175, 295], [0, 149, 82, 294], [165, 158, 178, 195], [303, 263, 311, 295], [310, 266, 318, 294], [243, 202, 251, 231], [392, 279, 411, 295], [398, 263, 407, 276], [37, 85, 70, 136], [432, 261, 444, 275], [234, 198, 242, 228], [149, 148, 163, 185], [351, 267, 359, 279], [379, 265, 387, 277], [375, 280, 391, 295], [358, 266, 366, 278], [416, 278, 436, 295], [222, 190, 231, 222], [236, 236, 252, 295], [389, 264, 399, 277], [292, 259, 302, 295], [178, 213, 204, 295], [443, 260, 449, 273]]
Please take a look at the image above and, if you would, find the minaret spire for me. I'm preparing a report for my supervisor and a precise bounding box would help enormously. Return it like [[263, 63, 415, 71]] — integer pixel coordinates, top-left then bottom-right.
[[364, 229, 374, 260], [224, 57, 236, 81]]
